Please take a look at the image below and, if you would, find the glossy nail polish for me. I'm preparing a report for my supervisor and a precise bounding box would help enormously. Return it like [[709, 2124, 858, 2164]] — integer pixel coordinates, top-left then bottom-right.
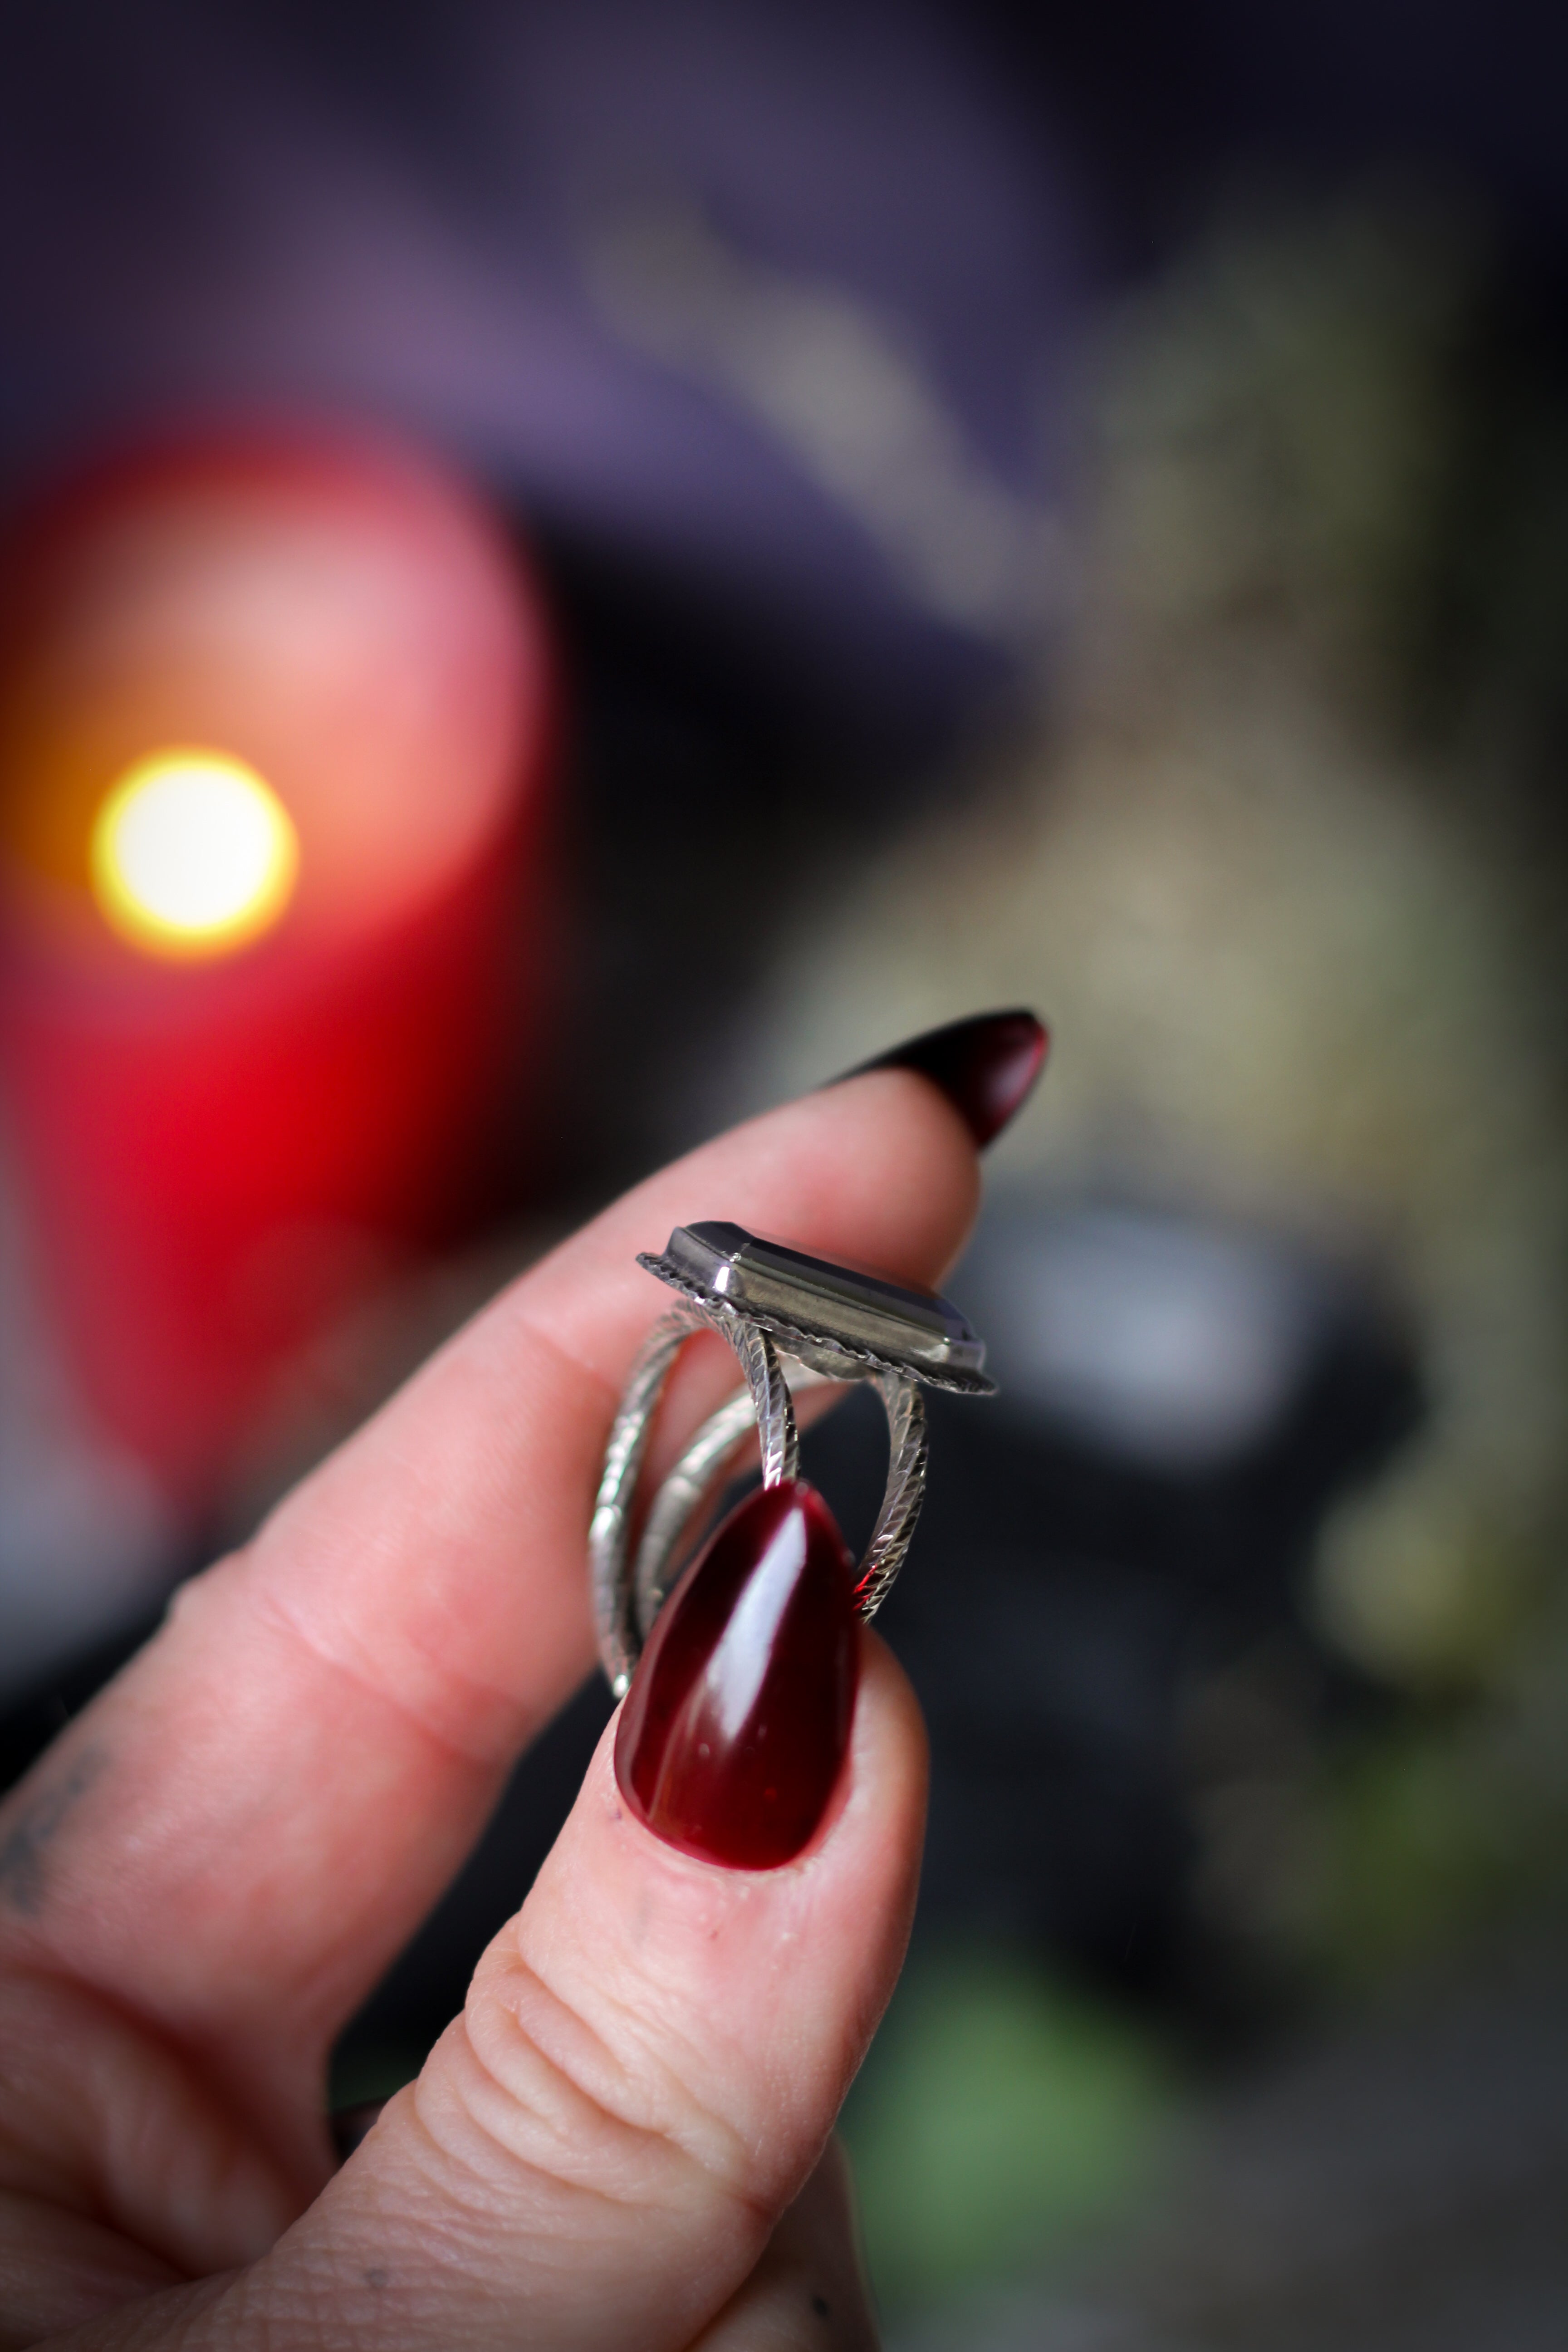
[[614, 1479, 859, 1870], [838, 1009, 1049, 1147]]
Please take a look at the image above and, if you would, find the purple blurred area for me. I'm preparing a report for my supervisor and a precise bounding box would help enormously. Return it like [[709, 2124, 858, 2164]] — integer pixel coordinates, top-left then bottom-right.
[[0, 0, 1083, 731], [2, 0, 1563, 732]]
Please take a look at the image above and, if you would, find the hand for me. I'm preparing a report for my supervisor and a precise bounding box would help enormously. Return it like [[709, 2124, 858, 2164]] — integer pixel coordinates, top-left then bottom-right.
[[0, 1067, 980, 2349]]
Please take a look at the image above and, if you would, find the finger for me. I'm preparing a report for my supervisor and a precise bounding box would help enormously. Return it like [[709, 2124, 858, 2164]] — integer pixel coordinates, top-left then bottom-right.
[[0, 1969, 297, 2309], [170, 1637, 924, 2352], [689, 2140, 878, 2351], [0, 2199, 179, 2352], [0, 1074, 976, 2163]]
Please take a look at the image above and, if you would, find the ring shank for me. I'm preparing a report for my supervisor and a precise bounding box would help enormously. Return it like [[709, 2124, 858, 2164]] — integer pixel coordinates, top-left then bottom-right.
[[590, 1303, 927, 1694]]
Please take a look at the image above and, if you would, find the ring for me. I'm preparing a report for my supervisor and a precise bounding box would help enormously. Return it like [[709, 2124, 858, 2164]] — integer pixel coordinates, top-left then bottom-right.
[[590, 1220, 995, 1694]]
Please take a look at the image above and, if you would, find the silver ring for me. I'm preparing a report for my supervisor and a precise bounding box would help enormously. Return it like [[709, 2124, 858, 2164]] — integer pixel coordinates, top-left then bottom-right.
[[590, 1221, 995, 1694]]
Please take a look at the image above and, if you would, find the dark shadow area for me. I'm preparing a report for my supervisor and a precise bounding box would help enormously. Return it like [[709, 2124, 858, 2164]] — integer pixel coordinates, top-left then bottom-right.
[[520, 517, 1008, 1206]]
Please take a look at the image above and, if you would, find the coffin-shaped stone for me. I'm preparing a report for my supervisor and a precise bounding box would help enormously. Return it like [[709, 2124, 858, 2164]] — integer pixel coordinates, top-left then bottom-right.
[[645, 1219, 990, 1388]]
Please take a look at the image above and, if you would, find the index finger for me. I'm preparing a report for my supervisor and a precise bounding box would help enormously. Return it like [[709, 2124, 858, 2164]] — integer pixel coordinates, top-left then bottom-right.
[[0, 1072, 979, 2158]]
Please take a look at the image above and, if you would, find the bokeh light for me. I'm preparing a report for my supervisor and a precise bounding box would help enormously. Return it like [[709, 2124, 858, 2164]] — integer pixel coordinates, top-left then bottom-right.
[[89, 748, 299, 957]]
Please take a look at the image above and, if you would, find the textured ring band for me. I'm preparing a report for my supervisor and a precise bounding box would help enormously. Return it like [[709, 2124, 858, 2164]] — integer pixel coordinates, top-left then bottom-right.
[[589, 1298, 796, 1694], [636, 1359, 927, 1641], [589, 1222, 994, 1694]]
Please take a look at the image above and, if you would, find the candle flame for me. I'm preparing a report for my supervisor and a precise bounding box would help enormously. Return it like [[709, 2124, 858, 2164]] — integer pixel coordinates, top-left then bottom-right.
[[90, 750, 299, 958]]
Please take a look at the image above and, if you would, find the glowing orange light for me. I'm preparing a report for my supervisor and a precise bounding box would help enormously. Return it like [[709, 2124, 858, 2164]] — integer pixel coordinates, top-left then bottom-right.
[[89, 750, 299, 958]]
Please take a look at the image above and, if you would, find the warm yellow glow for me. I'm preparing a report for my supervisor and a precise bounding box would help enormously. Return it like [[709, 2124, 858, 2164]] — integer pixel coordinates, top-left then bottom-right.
[[90, 750, 299, 957]]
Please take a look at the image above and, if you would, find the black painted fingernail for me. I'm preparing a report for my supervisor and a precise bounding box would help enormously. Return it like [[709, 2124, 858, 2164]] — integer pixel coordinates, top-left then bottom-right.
[[834, 1009, 1049, 1148]]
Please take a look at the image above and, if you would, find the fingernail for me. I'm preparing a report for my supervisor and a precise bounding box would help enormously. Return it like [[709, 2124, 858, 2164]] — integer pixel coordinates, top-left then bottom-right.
[[614, 1480, 859, 1870], [835, 1009, 1049, 1148]]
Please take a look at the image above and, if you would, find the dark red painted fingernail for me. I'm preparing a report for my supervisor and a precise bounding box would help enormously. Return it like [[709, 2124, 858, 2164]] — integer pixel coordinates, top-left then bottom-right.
[[835, 1009, 1049, 1148], [614, 1479, 859, 1870]]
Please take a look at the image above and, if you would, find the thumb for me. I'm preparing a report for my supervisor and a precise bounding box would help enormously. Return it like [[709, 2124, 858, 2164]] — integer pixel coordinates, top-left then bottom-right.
[[203, 1562, 924, 2347], [690, 2139, 879, 2350]]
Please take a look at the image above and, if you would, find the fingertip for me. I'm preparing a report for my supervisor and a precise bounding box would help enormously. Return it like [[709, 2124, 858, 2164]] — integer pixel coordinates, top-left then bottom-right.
[[686, 1061, 985, 1288], [832, 1008, 1049, 1150]]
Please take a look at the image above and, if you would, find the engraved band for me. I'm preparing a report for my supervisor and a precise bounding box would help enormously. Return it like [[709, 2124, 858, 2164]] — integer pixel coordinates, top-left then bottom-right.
[[589, 1300, 927, 1695]]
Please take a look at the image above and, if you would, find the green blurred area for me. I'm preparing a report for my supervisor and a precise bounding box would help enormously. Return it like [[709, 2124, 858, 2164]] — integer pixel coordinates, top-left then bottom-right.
[[842, 1945, 1175, 2315], [1311, 1690, 1568, 1983]]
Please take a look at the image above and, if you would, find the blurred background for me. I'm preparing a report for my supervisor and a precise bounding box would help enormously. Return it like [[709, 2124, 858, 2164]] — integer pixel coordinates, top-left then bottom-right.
[[3, 3, 1568, 2342]]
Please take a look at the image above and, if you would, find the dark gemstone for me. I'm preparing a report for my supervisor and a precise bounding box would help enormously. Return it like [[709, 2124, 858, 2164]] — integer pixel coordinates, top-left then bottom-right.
[[651, 1220, 989, 1387], [614, 1479, 859, 1870], [842, 1008, 1049, 1148]]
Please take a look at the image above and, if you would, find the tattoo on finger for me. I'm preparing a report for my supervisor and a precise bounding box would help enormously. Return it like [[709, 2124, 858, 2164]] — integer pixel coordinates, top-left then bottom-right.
[[0, 1746, 109, 1916]]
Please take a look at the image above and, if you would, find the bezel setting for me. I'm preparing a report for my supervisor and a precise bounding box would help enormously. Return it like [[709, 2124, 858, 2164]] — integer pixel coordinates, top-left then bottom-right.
[[637, 1220, 996, 1396]]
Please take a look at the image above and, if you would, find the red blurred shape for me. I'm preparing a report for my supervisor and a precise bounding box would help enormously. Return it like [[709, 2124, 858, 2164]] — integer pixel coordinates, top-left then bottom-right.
[[0, 424, 558, 1509]]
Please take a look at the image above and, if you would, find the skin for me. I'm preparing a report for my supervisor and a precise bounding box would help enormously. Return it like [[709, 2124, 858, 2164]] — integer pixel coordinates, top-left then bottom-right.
[[0, 1069, 981, 2349]]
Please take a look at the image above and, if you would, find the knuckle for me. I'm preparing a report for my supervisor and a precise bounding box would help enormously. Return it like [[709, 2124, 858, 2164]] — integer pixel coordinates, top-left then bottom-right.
[[429, 1943, 758, 2226]]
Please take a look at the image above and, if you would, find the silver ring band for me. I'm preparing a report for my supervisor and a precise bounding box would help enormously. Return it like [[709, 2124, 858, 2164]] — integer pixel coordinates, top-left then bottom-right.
[[637, 1348, 928, 1639], [589, 1301, 928, 1694]]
